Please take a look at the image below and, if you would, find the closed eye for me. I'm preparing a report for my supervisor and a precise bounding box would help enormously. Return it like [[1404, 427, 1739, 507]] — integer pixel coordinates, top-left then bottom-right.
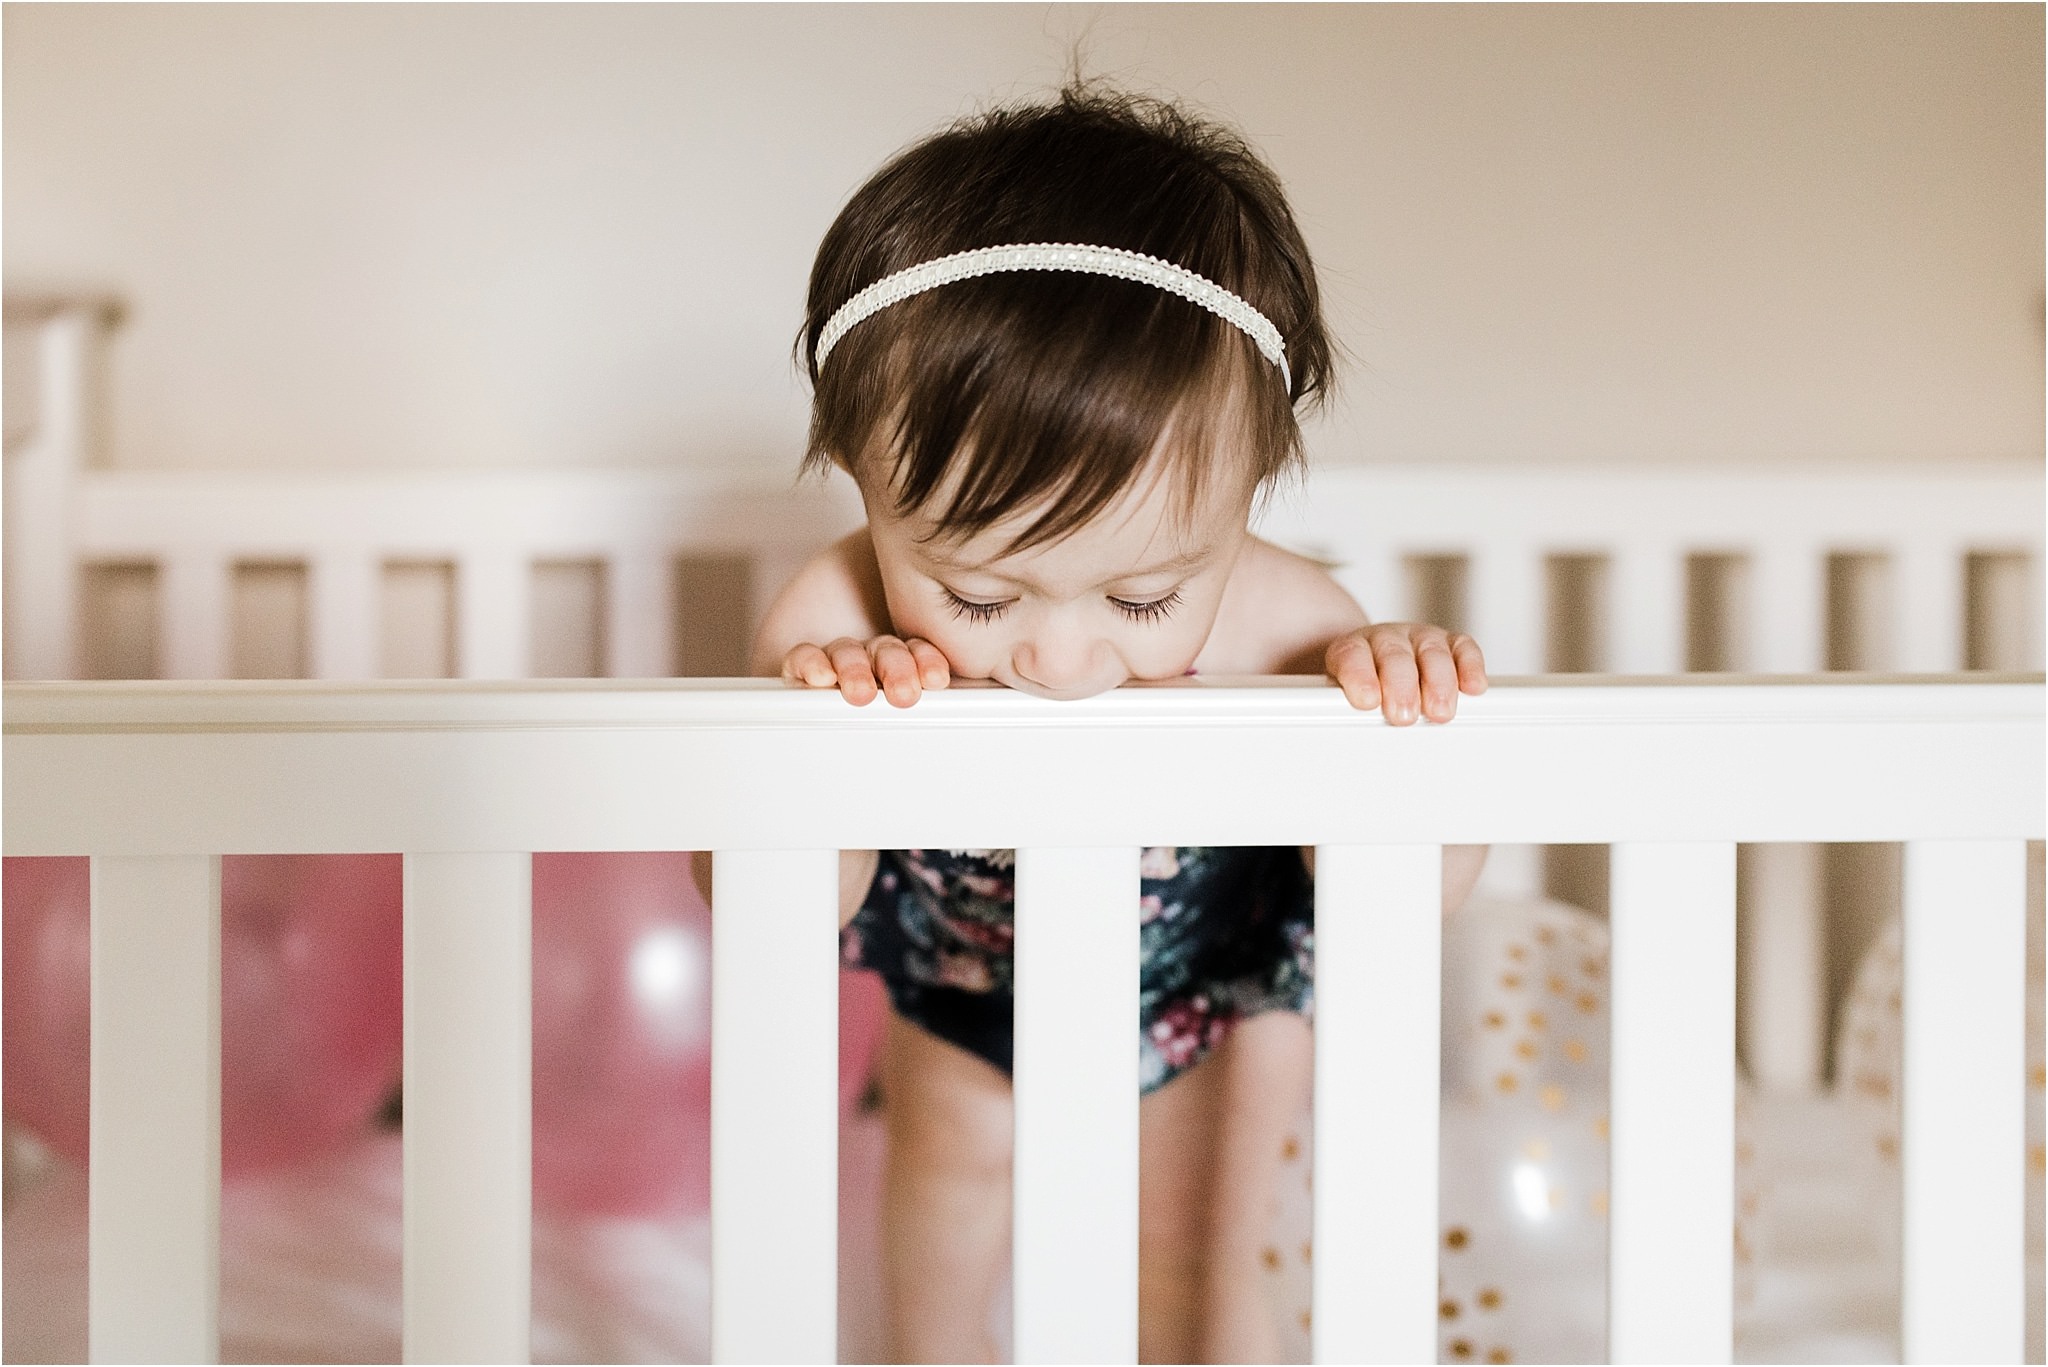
[[1110, 589, 1183, 623], [942, 589, 1012, 623]]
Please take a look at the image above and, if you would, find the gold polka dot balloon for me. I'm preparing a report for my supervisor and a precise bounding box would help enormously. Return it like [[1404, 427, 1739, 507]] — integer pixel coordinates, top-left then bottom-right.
[[1836, 893, 2047, 1359], [1262, 893, 1772, 1364], [1443, 895, 1612, 1105], [1445, 896, 1614, 1361]]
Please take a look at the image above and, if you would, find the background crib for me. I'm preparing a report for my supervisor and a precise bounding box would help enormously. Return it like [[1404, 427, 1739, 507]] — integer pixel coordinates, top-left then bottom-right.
[[4, 299, 2043, 1363]]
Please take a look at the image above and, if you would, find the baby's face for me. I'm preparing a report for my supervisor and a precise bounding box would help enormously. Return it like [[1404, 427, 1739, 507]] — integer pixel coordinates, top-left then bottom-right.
[[864, 458, 1257, 700]]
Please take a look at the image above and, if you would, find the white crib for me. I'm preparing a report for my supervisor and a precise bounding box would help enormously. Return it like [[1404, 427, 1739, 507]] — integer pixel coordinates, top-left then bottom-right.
[[4, 299, 2043, 1363]]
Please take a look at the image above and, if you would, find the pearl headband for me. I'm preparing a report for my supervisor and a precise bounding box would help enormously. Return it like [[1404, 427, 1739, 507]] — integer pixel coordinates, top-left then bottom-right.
[[813, 242, 1292, 392]]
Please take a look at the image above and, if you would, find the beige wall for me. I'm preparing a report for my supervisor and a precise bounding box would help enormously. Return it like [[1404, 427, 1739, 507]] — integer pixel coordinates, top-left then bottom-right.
[[4, 3, 2041, 474]]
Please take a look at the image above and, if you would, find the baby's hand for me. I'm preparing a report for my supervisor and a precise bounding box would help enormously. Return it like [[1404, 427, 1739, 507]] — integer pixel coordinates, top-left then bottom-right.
[[1324, 623, 1486, 724], [782, 636, 951, 707]]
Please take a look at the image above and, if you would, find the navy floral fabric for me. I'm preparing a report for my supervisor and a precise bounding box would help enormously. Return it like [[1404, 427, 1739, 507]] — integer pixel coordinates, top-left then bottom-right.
[[841, 845, 1315, 1094]]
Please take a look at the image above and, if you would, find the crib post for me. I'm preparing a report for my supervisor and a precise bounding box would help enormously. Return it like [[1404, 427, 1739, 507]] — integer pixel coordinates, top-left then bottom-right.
[[88, 854, 220, 1364], [1312, 844, 1441, 1364], [2, 303, 105, 681], [1607, 842, 1737, 1363], [710, 848, 839, 1364], [1013, 845, 1140, 1364], [1899, 839, 2027, 1362], [402, 852, 532, 1364]]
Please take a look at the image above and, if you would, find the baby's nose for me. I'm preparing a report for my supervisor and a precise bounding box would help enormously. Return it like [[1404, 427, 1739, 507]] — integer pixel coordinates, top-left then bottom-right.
[[1014, 634, 1106, 693]]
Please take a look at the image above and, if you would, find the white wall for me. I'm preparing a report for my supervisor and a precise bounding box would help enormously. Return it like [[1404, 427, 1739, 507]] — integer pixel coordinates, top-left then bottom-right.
[[4, 3, 2041, 474]]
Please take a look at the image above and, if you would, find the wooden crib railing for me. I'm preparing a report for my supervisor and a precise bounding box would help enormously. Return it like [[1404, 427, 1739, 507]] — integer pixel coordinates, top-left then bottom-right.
[[5, 674, 2039, 1364]]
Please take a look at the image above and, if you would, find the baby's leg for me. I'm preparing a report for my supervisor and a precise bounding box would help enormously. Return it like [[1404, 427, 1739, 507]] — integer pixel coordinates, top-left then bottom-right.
[[877, 1009, 1014, 1363], [1138, 1010, 1314, 1364]]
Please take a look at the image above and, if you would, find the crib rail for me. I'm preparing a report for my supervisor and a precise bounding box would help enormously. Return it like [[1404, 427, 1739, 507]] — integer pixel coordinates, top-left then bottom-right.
[[5, 675, 2040, 1364]]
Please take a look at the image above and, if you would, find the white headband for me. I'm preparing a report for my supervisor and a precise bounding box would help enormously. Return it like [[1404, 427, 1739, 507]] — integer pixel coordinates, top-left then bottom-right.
[[813, 242, 1292, 392]]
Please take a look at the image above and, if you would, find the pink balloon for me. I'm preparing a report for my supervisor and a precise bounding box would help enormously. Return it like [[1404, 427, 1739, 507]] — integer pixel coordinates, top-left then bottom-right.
[[840, 965, 887, 1116], [2, 854, 403, 1176], [218, 854, 403, 1174], [532, 852, 712, 1217], [531, 853, 892, 1219], [3, 857, 92, 1163]]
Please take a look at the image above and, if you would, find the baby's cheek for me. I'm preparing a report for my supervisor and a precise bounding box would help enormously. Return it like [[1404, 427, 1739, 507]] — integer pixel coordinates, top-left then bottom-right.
[[897, 617, 994, 681], [1122, 624, 1210, 681]]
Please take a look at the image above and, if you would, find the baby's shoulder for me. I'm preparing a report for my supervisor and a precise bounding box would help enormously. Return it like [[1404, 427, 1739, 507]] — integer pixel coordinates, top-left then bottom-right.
[[747, 529, 891, 675], [1200, 537, 1369, 675]]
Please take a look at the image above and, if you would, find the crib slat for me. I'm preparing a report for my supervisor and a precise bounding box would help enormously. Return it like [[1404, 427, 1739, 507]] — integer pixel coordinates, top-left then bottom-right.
[[1611, 545, 1685, 674], [403, 852, 531, 1364], [710, 848, 839, 1364], [1312, 844, 1441, 1365], [308, 551, 378, 680], [89, 854, 220, 1364], [160, 549, 230, 680], [1894, 542, 1965, 673], [1608, 842, 1736, 1364], [1013, 846, 1139, 1364], [1468, 546, 1543, 676], [604, 550, 671, 679], [1751, 547, 1824, 674], [1900, 840, 2026, 1363], [1332, 548, 1404, 629], [1737, 843, 1824, 1093], [455, 551, 529, 679]]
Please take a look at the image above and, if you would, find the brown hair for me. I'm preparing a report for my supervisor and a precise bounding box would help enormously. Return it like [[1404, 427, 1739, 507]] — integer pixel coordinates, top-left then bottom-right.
[[798, 84, 1334, 552]]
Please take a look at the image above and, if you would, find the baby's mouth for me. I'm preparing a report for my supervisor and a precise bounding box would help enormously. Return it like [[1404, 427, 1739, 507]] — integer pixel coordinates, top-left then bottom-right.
[[990, 669, 1124, 702]]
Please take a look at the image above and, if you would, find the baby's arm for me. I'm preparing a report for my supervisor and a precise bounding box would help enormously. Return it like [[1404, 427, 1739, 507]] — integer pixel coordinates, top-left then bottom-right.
[[751, 529, 948, 708], [744, 531, 907, 923]]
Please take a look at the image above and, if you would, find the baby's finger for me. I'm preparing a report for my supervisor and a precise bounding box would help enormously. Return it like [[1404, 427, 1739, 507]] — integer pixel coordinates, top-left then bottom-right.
[[1452, 634, 1488, 694], [1413, 626, 1462, 722], [823, 637, 880, 706], [907, 638, 952, 691], [1325, 633, 1381, 712], [1372, 632, 1423, 726], [782, 643, 837, 689], [870, 636, 923, 708]]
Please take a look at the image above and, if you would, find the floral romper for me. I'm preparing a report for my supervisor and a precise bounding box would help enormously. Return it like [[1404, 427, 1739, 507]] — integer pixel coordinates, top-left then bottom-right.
[[841, 846, 1315, 1094]]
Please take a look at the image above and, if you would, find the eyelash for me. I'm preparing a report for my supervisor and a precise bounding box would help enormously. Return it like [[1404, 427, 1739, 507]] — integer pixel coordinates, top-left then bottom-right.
[[942, 590, 1011, 623], [941, 589, 1184, 624], [1111, 590, 1183, 623]]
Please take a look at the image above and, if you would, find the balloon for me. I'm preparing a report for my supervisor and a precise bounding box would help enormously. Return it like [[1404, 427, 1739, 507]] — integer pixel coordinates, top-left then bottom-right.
[[532, 852, 711, 1218], [531, 852, 892, 1219], [840, 964, 888, 1117], [219, 854, 404, 1173], [1264, 894, 1764, 1364], [2, 854, 404, 1176], [3, 858, 92, 1164], [1836, 906, 2046, 1353]]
